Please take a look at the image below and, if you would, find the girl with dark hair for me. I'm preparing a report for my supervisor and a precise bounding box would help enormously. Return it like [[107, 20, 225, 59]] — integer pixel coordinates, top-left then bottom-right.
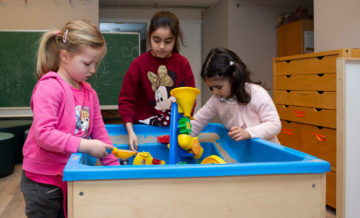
[[118, 11, 195, 151], [190, 48, 281, 144]]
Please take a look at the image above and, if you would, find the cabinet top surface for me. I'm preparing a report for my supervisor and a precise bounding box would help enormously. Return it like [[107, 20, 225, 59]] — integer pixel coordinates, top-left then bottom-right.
[[273, 48, 360, 62]]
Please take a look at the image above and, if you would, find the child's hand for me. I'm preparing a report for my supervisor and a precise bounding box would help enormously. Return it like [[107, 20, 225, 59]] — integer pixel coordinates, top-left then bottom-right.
[[228, 126, 251, 141], [125, 122, 138, 151], [128, 131, 138, 151], [78, 139, 114, 159]]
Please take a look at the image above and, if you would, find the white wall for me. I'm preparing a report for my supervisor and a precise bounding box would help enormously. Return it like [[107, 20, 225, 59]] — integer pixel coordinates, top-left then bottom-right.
[[229, 1, 285, 91], [314, 0, 360, 51], [100, 7, 203, 111], [202, 0, 302, 97], [201, 0, 302, 123], [0, 0, 98, 30], [202, 0, 230, 105]]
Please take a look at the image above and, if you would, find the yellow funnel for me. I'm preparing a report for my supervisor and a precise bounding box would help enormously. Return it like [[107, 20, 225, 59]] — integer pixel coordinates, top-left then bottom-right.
[[170, 87, 200, 119]]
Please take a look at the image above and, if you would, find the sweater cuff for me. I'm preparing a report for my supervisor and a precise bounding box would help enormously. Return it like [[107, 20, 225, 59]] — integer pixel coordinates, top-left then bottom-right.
[[100, 154, 120, 166], [65, 135, 81, 153], [245, 128, 255, 139], [121, 115, 133, 124]]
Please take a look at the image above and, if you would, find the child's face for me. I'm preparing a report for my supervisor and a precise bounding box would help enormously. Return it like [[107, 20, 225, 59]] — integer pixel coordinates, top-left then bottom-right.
[[150, 26, 175, 58], [205, 77, 232, 100], [59, 46, 105, 88]]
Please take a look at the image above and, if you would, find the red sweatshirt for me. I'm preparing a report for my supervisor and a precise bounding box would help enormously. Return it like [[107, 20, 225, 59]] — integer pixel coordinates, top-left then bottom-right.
[[118, 51, 195, 126]]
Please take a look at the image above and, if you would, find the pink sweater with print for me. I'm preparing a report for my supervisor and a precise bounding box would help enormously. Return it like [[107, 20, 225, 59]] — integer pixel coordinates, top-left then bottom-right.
[[190, 83, 281, 144], [23, 72, 119, 176]]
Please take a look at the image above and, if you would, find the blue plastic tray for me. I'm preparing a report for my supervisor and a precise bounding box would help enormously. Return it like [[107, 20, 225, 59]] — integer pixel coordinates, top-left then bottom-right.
[[63, 123, 330, 181]]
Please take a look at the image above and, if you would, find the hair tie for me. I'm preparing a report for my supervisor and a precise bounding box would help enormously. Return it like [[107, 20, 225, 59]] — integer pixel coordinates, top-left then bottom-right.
[[229, 61, 234, 66], [56, 30, 60, 37], [63, 29, 69, 43]]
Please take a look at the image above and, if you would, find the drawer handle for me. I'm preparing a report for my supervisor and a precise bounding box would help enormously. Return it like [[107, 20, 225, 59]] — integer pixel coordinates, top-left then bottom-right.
[[317, 73, 324, 77], [282, 128, 293, 135], [294, 110, 305, 118], [317, 56, 324, 60], [286, 60, 291, 63], [312, 132, 326, 142], [286, 90, 291, 93], [315, 108, 322, 112], [317, 91, 324, 94], [283, 105, 289, 108], [286, 75, 291, 78]]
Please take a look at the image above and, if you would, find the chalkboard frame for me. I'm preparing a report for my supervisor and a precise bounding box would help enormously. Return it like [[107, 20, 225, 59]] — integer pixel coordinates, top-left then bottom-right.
[[0, 31, 140, 117]]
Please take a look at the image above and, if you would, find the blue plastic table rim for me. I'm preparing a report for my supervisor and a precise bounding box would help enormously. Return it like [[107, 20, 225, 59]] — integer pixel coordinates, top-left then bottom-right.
[[63, 142, 330, 181], [63, 123, 330, 181]]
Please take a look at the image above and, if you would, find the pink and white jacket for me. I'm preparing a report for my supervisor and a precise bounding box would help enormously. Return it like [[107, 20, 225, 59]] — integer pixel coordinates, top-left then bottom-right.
[[190, 83, 281, 144], [23, 72, 119, 176]]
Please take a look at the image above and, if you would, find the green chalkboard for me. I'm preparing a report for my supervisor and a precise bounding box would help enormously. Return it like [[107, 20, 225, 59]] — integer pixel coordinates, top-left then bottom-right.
[[90, 33, 140, 106], [0, 31, 139, 107]]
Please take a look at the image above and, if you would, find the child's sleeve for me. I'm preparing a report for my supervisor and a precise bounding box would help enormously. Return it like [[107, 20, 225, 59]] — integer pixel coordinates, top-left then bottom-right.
[[31, 79, 81, 154], [183, 59, 196, 88], [245, 87, 281, 140], [118, 61, 140, 124], [90, 90, 120, 166], [190, 95, 217, 137]]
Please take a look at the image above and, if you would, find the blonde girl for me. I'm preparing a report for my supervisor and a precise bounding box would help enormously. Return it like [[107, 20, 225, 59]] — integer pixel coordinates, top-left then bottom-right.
[[21, 19, 119, 218]]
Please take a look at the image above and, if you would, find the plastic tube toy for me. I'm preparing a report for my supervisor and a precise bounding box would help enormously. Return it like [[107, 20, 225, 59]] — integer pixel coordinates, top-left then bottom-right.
[[169, 87, 200, 164]]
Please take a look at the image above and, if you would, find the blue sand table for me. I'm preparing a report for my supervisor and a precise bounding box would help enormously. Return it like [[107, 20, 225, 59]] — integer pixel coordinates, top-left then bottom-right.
[[64, 123, 330, 218]]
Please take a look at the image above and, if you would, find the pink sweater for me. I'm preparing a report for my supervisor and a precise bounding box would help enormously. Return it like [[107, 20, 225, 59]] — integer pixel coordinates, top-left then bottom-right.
[[190, 83, 281, 144], [23, 72, 119, 176]]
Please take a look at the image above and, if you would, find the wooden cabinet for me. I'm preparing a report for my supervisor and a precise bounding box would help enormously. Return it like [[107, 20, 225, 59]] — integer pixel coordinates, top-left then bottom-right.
[[273, 49, 360, 208], [277, 19, 314, 57]]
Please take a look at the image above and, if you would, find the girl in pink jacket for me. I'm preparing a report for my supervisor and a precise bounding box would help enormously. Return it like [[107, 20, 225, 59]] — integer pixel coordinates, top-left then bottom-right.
[[190, 48, 281, 144], [21, 19, 119, 218]]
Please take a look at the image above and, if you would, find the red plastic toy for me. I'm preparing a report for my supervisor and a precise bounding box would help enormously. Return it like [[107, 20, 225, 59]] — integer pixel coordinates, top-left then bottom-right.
[[157, 135, 170, 144]]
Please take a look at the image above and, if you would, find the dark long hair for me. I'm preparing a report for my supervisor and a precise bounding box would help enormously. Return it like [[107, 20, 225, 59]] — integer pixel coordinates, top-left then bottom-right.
[[148, 11, 184, 53], [201, 48, 261, 104]]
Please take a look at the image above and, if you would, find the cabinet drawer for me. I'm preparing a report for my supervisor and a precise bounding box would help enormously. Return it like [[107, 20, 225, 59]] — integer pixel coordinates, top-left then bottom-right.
[[274, 90, 336, 109], [278, 120, 303, 148], [276, 104, 336, 128], [274, 55, 337, 75], [326, 170, 336, 208], [278, 120, 336, 168], [274, 73, 336, 91]]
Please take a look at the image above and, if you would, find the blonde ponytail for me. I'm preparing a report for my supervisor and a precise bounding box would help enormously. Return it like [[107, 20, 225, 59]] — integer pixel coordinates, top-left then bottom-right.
[[36, 30, 61, 79], [36, 19, 106, 80]]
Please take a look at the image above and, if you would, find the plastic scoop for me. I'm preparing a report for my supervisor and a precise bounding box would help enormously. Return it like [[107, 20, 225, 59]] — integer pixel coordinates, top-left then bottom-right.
[[111, 147, 137, 159]]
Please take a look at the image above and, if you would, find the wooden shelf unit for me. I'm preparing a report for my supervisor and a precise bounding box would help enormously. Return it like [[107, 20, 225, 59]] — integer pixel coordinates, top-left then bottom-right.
[[273, 48, 360, 209], [277, 19, 314, 57]]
